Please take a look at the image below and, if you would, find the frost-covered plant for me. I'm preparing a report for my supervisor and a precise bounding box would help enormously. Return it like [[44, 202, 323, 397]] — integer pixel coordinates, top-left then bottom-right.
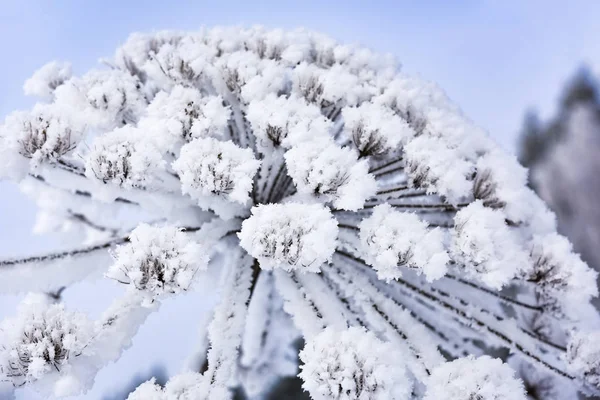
[[0, 26, 599, 400], [298, 327, 412, 400], [423, 355, 526, 400], [0, 294, 93, 396]]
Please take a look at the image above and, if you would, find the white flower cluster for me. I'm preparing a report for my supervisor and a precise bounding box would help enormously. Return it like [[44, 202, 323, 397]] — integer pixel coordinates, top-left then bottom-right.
[[23, 61, 72, 99], [566, 331, 600, 391], [85, 126, 165, 189], [140, 85, 230, 149], [246, 94, 331, 149], [299, 327, 412, 400], [239, 203, 338, 272], [424, 355, 526, 400], [0, 295, 93, 388], [173, 137, 261, 217], [452, 201, 529, 289], [359, 204, 449, 282], [106, 224, 207, 305], [285, 139, 377, 211], [0, 103, 81, 177]]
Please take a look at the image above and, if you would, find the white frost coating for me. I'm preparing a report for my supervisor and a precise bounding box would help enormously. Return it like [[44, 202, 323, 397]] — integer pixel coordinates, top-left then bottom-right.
[[452, 201, 529, 289], [140, 85, 230, 148], [566, 331, 600, 390], [0, 103, 82, 179], [246, 94, 331, 149], [127, 373, 204, 400], [2, 26, 598, 399], [85, 126, 165, 189], [359, 204, 449, 282], [23, 61, 72, 99], [143, 37, 215, 89], [0, 294, 93, 395], [106, 224, 207, 305], [474, 150, 535, 225], [342, 102, 414, 156], [239, 203, 338, 273], [424, 355, 526, 400], [527, 233, 598, 314], [299, 327, 412, 400], [54, 69, 146, 128], [127, 378, 164, 400], [173, 137, 260, 214], [404, 135, 473, 203], [284, 139, 377, 211]]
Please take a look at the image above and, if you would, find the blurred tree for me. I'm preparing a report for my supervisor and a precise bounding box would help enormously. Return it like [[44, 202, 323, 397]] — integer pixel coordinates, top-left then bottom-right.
[[518, 67, 600, 295]]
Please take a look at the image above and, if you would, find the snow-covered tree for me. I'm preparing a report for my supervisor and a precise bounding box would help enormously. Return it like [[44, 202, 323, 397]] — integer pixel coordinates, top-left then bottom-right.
[[518, 69, 600, 309], [0, 27, 599, 399]]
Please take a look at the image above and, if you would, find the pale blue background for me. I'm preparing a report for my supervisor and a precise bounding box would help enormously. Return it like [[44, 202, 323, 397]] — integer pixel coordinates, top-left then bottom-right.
[[1, 1, 599, 398]]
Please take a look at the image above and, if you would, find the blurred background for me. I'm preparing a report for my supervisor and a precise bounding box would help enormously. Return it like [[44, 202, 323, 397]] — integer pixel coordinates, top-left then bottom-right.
[[1, 1, 599, 398]]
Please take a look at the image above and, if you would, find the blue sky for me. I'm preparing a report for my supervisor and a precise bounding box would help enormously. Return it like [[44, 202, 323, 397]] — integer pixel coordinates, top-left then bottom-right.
[[1, 1, 599, 398]]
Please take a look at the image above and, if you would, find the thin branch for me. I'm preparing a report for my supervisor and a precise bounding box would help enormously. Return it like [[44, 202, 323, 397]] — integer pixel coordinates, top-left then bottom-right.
[[368, 156, 404, 174], [444, 273, 543, 312], [0, 237, 128, 268]]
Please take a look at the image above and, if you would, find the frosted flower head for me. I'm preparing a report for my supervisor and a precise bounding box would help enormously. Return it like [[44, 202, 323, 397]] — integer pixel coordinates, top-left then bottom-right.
[[360, 204, 449, 282], [246, 94, 331, 149], [127, 373, 216, 400], [452, 201, 529, 289], [173, 137, 261, 216], [55, 69, 147, 128], [528, 233, 598, 315], [342, 102, 414, 157], [1, 104, 80, 168], [299, 327, 412, 400], [424, 355, 527, 400], [23, 61, 72, 99], [107, 224, 207, 304], [284, 138, 377, 211], [0, 295, 93, 387], [85, 126, 165, 188], [566, 331, 600, 391], [239, 203, 338, 272], [141, 85, 230, 147]]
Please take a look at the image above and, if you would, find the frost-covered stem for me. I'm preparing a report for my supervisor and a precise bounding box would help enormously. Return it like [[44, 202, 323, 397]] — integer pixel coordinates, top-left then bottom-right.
[[0, 237, 127, 267], [375, 184, 408, 195], [364, 201, 471, 211], [368, 156, 404, 174], [67, 210, 119, 235], [223, 91, 253, 150], [294, 272, 351, 330], [29, 174, 139, 206], [335, 250, 575, 380], [266, 162, 288, 203], [203, 249, 253, 393], [373, 164, 405, 178], [444, 273, 543, 312], [240, 272, 274, 368], [273, 270, 325, 338], [324, 262, 444, 380], [89, 291, 158, 372]]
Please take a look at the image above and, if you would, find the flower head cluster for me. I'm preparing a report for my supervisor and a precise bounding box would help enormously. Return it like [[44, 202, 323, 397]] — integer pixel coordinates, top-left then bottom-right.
[[239, 203, 338, 272], [359, 204, 449, 282], [299, 327, 412, 400], [106, 224, 207, 305], [424, 355, 527, 400], [0, 295, 93, 387]]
